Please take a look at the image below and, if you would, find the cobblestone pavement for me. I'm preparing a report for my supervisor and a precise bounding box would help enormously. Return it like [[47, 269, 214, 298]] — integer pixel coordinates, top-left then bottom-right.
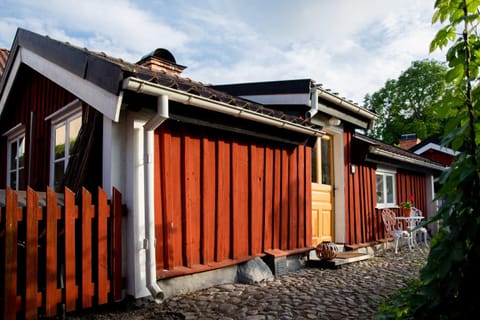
[[69, 248, 428, 320]]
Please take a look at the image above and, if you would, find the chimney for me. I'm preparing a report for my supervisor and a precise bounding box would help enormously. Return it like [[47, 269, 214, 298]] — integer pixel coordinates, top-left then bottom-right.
[[399, 133, 421, 150], [136, 48, 186, 76]]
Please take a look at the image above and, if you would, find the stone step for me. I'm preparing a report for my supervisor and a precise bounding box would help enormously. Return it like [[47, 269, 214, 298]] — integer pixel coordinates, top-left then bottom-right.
[[307, 246, 372, 269]]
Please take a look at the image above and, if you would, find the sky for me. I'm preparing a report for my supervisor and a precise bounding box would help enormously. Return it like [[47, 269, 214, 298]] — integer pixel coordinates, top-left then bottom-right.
[[0, 0, 446, 103]]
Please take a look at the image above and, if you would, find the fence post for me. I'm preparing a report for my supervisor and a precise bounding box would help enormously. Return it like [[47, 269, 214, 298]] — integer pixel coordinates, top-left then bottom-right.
[[64, 188, 78, 312], [112, 187, 123, 301], [25, 188, 39, 320], [3, 188, 20, 320], [97, 187, 109, 305], [45, 188, 62, 317], [81, 188, 94, 308]]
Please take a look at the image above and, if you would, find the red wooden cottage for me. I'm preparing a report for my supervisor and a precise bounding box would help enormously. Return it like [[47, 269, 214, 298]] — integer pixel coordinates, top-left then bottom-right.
[[214, 80, 445, 248], [0, 29, 324, 302]]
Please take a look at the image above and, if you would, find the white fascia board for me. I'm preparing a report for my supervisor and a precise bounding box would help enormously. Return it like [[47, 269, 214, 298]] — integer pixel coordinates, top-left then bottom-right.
[[3, 47, 122, 122], [413, 142, 459, 157], [317, 102, 369, 129], [239, 93, 310, 105]]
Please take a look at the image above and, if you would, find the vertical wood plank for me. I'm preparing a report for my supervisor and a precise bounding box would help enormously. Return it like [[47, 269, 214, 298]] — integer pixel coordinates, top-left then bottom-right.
[[263, 147, 274, 251], [249, 145, 264, 255], [64, 188, 78, 311], [288, 149, 298, 249], [153, 130, 165, 270], [201, 137, 216, 264], [272, 149, 282, 249], [97, 187, 109, 305], [45, 188, 61, 317], [111, 187, 123, 301], [215, 139, 231, 261], [4, 188, 20, 320], [25, 187, 39, 320], [305, 147, 312, 247], [280, 149, 289, 250], [297, 146, 305, 248], [81, 188, 94, 308], [183, 134, 201, 267], [161, 129, 182, 269], [232, 141, 249, 258]]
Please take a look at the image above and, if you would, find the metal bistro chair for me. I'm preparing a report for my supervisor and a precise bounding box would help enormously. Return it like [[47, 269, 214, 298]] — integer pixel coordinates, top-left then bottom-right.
[[410, 207, 429, 247], [381, 208, 412, 254]]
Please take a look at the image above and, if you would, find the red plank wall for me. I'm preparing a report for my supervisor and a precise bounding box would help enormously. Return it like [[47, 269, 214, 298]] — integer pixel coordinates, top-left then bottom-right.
[[0, 67, 76, 189], [343, 130, 429, 245], [153, 122, 312, 276]]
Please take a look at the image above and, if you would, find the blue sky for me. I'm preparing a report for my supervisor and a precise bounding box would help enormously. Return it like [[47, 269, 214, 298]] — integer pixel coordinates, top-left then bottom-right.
[[0, 0, 445, 103]]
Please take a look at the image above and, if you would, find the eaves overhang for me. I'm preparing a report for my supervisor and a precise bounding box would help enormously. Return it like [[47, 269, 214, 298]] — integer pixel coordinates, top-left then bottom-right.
[[123, 76, 326, 139], [368, 146, 446, 172], [0, 28, 124, 122]]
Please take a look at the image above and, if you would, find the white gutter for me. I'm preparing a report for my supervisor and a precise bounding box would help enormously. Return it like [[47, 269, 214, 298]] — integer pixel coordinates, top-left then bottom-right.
[[143, 95, 169, 303], [123, 77, 325, 138], [316, 86, 377, 129], [369, 146, 446, 171], [306, 87, 318, 119]]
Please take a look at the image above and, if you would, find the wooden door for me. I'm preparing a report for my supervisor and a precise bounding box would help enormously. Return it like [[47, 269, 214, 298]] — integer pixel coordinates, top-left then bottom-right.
[[311, 135, 334, 246]]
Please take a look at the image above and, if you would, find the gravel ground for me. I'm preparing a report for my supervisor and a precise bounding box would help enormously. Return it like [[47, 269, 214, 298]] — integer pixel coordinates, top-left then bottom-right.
[[67, 247, 428, 320]]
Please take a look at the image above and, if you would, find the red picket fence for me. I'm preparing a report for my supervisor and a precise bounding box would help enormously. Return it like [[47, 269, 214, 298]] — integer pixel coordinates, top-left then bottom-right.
[[0, 186, 124, 319]]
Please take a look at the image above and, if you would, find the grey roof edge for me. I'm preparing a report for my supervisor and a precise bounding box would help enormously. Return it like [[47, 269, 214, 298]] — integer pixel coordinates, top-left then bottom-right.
[[353, 133, 446, 171]]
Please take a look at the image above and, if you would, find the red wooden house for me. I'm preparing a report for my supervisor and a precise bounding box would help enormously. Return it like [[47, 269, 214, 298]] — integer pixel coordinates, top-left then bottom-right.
[[0, 29, 323, 301], [214, 80, 445, 248]]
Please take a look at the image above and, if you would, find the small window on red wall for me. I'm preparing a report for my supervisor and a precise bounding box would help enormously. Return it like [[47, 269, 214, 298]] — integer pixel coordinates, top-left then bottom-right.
[[5, 125, 26, 190]]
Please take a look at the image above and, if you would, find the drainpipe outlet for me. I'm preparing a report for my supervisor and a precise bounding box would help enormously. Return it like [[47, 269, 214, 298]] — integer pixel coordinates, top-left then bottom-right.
[[148, 284, 165, 304]]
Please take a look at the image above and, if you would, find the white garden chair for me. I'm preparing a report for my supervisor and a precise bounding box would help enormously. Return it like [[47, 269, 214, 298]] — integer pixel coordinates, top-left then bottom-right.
[[381, 208, 412, 254], [410, 207, 429, 247]]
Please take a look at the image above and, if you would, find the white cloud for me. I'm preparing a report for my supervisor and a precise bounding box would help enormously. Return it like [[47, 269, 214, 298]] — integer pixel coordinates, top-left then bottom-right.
[[0, 0, 446, 103]]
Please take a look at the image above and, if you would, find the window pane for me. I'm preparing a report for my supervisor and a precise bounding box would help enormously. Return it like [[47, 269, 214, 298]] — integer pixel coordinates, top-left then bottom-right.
[[9, 171, 17, 190], [10, 140, 17, 168], [376, 174, 384, 203], [55, 125, 66, 159], [54, 161, 65, 192], [18, 137, 25, 168], [18, 168, 25, 190], [386, 175, 394, 203], [69, 116, 82, 150], [312, 141, 318, 183], [321, 138, 332, 185]]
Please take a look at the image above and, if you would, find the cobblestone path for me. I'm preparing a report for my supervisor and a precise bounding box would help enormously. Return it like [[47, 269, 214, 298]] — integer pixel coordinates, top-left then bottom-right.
[[69, 248, 428, 320]]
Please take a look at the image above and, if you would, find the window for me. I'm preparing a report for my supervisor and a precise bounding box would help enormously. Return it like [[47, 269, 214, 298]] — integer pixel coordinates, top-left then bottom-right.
[[48, 103, 82, 192], [376, 168, 396, 208], [5, 125, 26, 190], [312, 136, 333, 185]]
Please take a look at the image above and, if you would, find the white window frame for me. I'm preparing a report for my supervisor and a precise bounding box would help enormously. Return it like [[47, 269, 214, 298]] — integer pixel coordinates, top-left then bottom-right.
[[4, 124, 26, 190], [47, 100, 82, 191], [375, 167, 397, 209]]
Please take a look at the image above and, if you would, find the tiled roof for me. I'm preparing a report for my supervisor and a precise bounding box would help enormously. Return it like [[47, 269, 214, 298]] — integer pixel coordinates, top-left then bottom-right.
[[0, 48, 9, 78], [66, 43, 318, 130], [353, 133, 446, 170]]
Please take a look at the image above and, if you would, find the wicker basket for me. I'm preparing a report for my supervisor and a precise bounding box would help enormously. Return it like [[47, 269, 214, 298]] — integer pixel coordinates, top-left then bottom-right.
[[315, 242, 338, 260]]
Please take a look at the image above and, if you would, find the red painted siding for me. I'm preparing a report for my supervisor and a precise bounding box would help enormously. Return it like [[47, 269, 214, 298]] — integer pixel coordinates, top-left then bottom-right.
[[154, 122, 311, 277], [343, 130, 429, 245], [0, 67, 98, 190]]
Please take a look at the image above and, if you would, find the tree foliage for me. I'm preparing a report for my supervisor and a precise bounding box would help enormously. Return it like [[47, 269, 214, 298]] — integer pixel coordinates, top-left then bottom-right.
[[376, 0, 480, 318], [364, 60, 447, 145]]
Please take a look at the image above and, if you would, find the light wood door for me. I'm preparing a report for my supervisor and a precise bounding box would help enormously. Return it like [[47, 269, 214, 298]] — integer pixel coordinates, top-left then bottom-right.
[[311, 136, 334, 246]]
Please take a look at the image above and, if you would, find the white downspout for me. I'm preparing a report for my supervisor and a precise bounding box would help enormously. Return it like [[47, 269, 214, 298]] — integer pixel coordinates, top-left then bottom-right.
[[143, 95, 169, 303], [306, 87, 318, 119]]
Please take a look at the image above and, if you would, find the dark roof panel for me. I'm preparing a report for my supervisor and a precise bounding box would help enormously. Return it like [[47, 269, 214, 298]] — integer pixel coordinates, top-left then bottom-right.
[[212, 79, 313, 96]]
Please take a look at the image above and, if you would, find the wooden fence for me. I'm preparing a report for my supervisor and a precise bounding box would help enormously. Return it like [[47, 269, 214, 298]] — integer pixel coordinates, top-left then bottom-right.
[[0, 186, 124, 319]]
